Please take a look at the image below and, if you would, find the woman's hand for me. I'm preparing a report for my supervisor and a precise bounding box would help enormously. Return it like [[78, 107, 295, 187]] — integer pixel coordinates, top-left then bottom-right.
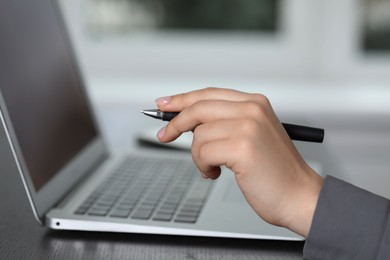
[[155, 87, 323, 237]]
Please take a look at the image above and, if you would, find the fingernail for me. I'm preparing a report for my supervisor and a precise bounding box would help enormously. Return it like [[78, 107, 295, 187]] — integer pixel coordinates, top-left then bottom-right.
[[155, 96, 171, 106], [157, 125, 167, 139], [201, 172, 209, 179]]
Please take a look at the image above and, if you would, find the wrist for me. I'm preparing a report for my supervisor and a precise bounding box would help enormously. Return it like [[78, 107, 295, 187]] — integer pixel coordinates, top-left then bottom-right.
[[285, 167, 324, 237]]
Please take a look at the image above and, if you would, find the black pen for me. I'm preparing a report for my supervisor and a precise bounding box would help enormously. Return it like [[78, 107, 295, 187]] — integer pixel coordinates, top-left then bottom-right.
[[140, 109, 324, 143]]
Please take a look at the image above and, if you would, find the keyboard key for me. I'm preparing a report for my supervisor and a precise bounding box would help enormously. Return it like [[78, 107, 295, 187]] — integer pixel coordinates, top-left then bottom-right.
[[153, 213, 173, 222], [159, 205, 177, 211], [114, 205, 134, 211], [88, 208, 109, 216], [118, 201, 136, 208], [110, 209, 131, 218], [174, 215, 197, 223], [95, 201, 112, 207], [74, 206, 88, 215], [131, 209, 153, 220], [156, 209, 175, 215], [141, 201, 158, 207]]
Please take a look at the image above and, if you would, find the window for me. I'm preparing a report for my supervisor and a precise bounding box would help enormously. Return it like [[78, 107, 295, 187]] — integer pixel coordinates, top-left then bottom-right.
[[362, 0, 390, 52], [85, 0, 280, 34]]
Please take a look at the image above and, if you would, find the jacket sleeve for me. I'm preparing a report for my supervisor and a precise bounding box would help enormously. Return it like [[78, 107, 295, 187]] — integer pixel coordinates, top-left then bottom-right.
[[303, 175, 390, 260]]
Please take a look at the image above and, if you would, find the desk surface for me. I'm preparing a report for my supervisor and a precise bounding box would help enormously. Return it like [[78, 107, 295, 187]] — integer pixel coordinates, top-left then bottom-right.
[[0, 103, 305, 260]]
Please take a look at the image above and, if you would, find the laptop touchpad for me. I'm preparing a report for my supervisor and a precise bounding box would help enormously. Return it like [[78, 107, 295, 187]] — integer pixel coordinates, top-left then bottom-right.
[[223, 178, 247, 203]]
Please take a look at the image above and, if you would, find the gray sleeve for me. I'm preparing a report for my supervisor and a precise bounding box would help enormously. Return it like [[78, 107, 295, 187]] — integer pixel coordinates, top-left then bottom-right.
[[303, 175, 390, 260]]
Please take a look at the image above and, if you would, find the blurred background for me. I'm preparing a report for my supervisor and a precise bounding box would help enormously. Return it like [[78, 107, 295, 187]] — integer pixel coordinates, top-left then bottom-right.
[[56, 0, 390, 196], [58, 0, 390, 100], [56, 0, 390, 114]]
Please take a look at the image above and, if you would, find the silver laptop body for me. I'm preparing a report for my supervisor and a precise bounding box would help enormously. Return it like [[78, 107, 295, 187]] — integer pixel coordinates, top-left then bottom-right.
[[0, 0, 303, 240]]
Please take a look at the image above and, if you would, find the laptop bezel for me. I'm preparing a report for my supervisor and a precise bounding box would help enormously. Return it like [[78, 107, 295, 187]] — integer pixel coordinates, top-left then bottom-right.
[[0, 0, 108, 224]]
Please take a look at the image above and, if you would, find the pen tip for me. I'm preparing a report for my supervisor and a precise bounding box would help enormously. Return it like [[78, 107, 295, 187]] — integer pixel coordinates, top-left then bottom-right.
[[139, 110, 145, 114]]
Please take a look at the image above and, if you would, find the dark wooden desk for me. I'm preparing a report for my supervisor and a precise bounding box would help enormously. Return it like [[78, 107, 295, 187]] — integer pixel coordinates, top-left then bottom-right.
[[0, 103, 304, 259]]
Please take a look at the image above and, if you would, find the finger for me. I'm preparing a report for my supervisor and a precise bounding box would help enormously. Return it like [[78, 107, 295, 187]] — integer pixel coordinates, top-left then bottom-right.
[[194, 139, 234, 180], [196, 162, 221, 180], [191, 119, 244, 156], [156, 87, 268, 112], [191, 121, 233, 179], [158, 100, 263, 143]]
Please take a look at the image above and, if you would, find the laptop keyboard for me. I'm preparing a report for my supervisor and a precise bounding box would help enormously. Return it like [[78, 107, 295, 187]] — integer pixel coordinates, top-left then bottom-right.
[[74, 156, 213, 224]]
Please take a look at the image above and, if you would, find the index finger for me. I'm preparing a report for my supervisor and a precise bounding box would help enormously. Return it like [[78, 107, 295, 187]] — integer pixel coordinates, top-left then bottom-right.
[[156, 87, 267, 112]]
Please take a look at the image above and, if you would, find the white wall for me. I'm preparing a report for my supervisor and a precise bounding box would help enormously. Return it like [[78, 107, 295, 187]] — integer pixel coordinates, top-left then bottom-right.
[[312, 0, 390, 81]]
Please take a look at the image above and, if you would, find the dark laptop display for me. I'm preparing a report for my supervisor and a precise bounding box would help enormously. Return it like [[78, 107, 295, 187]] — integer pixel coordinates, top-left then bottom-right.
[[0, 0, 97, 191]]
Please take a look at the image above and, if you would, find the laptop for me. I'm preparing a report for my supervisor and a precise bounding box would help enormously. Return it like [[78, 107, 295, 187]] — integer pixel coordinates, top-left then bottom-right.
[[0, 0, 312, 240]]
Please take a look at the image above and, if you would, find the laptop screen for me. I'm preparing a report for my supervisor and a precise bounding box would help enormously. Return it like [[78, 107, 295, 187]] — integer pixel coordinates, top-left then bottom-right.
[[0, 0, 97, 191]]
